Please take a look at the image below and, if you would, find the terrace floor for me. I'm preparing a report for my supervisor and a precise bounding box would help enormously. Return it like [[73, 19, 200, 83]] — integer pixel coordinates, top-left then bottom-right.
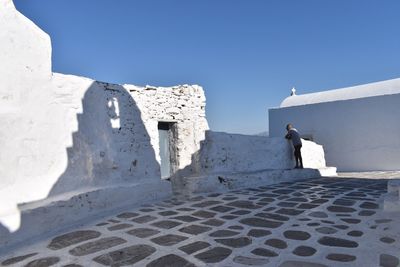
[[1, 174, 400, 267]]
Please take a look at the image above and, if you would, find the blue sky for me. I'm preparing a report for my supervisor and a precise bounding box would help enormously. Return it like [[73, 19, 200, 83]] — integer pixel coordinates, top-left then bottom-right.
[[14, 0, 400, 134]]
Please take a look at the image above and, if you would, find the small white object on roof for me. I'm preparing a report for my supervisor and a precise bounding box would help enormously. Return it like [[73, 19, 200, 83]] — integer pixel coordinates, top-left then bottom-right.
[[290, 87, 296, 96], [280, 78, 400, 107]]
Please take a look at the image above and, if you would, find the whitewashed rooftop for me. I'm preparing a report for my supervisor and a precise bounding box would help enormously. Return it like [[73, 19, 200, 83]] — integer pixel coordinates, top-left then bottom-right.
[[280, 78, 400, 107]]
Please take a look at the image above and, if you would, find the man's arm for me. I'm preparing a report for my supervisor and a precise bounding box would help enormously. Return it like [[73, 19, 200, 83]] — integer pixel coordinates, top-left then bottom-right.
[[285, 132, 291, 139]]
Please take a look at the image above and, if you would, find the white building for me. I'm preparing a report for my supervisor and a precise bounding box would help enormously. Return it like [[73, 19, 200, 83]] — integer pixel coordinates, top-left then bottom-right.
[[0, 0, 210, 246], [269, 78, 400, 172], [0, 0, 332, 251]]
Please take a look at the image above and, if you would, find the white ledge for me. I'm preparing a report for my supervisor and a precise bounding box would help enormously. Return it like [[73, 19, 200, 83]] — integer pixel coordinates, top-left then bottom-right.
[[280, 78, 400, 108]]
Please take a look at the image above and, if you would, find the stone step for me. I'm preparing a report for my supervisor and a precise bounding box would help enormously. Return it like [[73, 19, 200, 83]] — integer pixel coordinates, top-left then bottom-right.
[[173, 167, 337, 196], [0, 180, 172, 255]]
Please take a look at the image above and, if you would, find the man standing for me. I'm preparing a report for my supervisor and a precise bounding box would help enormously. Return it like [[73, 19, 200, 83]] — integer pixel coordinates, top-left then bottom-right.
[[285, 124, 303, 169]]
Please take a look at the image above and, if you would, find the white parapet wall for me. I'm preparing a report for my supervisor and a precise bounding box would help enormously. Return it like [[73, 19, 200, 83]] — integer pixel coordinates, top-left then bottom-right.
[[172, 131, 336, 195], [0, 0, 209, 251], [269, 79, 400, 172], [197, 131, 327, 173]]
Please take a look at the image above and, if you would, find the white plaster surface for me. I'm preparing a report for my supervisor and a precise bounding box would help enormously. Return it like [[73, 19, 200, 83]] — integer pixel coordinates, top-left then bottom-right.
[[196, 131, 327, 174], [125, 83, 208, 174], [0, 180, 172, 252], [270, 92, 400, 172], [172, 131, 334, 195], [280, 78, 400, 108], [0, 0, 51, 114], [0, 0, 337, 253], [0, 0, 207, 246], [0, 0, 53, 231]]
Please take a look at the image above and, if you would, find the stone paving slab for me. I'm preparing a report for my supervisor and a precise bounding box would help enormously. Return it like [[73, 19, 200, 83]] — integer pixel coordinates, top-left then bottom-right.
[[1, 177, 400, 267]]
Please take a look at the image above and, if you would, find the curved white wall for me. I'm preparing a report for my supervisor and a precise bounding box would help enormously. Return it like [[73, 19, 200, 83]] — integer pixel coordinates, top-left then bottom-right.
[[0, 0, 55, 229], [270, 93, 400, 171], [280, 78, 400, 108]]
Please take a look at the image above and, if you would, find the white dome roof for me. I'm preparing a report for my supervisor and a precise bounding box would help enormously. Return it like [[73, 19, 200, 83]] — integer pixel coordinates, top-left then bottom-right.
[[280, 78, 400, 108]]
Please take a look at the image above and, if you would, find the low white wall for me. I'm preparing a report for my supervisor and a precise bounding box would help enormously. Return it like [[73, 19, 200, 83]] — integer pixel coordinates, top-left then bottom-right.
[[171, 131, 332, 195], [173, 131, 327, 178], [197, 131, 327, 174], [269, 93, 400, 171]]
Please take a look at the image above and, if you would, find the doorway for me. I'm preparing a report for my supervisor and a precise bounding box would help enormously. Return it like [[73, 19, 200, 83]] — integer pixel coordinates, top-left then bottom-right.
[[158, 122, 177, 179]]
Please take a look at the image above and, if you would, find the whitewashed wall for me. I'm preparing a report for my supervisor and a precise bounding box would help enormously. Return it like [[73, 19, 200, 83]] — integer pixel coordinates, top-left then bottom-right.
[[171, 131, 328, 183], [196, 131, 327, 174], [0, 0, 207, 246], [126, 83, 208, 175], [0, 0, 331, 251], [1, 0, 55, 230], [171, 131, 332, 195], [269, 93, 400, 171]]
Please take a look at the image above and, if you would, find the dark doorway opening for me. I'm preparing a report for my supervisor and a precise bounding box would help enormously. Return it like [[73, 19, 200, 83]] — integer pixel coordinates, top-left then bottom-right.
[[158, 122, 177, 179]]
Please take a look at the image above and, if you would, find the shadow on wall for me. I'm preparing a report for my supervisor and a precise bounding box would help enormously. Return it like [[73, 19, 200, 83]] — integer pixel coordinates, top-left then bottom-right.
[[170, 131, 329, 195], [170, 131, 293, 194], [50, 82, 161, 195], [0, 82, 162, 250], [170, 136, 206, 194]]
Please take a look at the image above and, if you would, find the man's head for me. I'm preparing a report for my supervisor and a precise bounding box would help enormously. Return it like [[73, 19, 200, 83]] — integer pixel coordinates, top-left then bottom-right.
[[286, 123, 293, 131]]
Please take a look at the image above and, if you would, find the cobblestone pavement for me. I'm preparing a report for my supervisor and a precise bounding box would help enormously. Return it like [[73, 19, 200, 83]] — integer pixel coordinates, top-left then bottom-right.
[[1, 177, 400, 267]]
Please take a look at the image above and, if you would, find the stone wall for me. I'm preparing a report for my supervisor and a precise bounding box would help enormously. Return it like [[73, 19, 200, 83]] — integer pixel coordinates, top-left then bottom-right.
[[126, 83, 208, 174], [0, 0, 207, 248], [45, 78, 208, 197]]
